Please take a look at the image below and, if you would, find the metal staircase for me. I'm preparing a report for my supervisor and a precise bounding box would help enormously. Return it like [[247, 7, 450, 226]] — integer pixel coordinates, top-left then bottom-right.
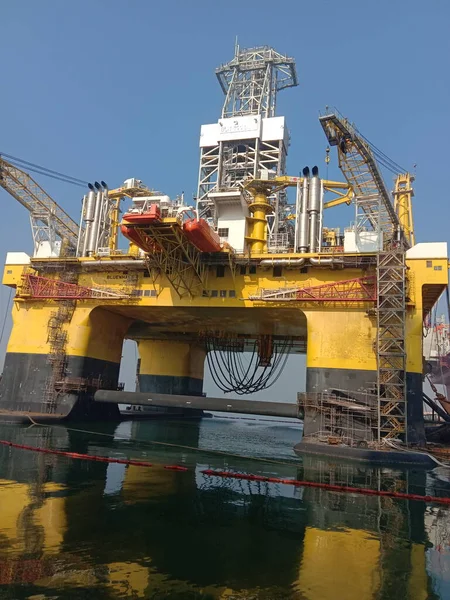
[[376, 249, 407, 441], [42, 300, 75, 413]]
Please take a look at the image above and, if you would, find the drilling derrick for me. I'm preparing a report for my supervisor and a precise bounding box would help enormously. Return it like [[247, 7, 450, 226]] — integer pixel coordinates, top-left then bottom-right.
[[197, 45, 298, 252]]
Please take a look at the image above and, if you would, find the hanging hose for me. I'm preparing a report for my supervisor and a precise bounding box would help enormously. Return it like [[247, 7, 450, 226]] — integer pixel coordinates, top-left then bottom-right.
[[206, 335, 293, 394]]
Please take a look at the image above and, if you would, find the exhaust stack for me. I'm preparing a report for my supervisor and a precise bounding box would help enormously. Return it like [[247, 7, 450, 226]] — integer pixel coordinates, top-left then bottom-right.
[[308, 166, 322, 253], [297, 167, 310, 253]]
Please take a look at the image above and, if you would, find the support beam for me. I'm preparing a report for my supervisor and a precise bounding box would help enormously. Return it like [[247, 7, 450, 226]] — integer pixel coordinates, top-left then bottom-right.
[[95, 390, 300, 419]]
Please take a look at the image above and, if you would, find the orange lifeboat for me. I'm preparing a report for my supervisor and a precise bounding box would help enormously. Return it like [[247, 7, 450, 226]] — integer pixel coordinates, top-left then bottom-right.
[[120, 224, 160, 253], [183, 218, 221, 253], [122, 203, 161, 224]]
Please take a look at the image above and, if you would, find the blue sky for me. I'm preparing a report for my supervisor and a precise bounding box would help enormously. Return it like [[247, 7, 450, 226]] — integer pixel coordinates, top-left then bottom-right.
[[1, 0, 450, 397]]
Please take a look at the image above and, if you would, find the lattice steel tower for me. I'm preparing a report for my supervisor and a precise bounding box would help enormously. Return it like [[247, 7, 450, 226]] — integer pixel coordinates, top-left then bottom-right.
[[197, 45, 298, 250], [217, 45, 298, 119]]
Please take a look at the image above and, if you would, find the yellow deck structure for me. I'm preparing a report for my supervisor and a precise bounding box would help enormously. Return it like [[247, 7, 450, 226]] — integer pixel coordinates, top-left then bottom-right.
[[1, 241, 447, 445]]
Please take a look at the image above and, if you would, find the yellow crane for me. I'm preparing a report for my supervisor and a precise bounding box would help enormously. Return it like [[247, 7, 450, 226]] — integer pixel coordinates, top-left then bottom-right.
[[393, 173, 415, 247], [0, 156, 81, 256], [319, 111, 414, 247], [319, 111, 416, 441]]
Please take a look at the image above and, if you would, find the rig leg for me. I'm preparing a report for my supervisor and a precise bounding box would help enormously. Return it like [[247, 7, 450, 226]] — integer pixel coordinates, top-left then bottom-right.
[[303, 311, 425, 444], [135, 340, 206, 418], [0, 303, 132, 421]]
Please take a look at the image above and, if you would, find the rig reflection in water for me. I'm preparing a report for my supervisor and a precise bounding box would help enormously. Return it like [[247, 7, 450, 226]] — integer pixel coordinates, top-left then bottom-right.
[[0, 418, 449, 599]]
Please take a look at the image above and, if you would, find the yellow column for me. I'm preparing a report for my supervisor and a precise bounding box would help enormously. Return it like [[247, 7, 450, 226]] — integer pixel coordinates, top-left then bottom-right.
[[302, 307, 377, 441], [0, 301, 132, 418], [246, 185, 273, 254], [136, 339, 206, 396], [305, 308, 377, 389]]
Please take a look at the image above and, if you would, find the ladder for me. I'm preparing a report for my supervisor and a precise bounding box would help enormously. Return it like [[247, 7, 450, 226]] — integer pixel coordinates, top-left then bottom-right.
[[376, 248, 407, 441]]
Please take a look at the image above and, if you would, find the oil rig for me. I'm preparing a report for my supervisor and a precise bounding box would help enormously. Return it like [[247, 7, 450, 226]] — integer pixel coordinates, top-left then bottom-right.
[[0, 45, 447, 458]]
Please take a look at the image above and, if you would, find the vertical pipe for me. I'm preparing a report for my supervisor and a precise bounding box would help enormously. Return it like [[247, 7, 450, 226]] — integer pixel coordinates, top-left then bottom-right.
[[109, 198, 121, 253], [294, 180, 301, 250], [83, 189, 97, 256], [97, 181, 110, 251], [77, 194, 87, 257], [93, 190, 104, 253], [308, 166, 321, 253], [87, 189, 102, 256], [318, 179, 324, 252], [298, 168, 310, 253]]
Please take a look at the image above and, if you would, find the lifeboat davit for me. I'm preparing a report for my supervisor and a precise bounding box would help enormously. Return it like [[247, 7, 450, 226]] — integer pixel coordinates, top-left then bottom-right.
[[122, 203, 161, 224], [120, 224, 160, 253], [183, 218, 221, 253]]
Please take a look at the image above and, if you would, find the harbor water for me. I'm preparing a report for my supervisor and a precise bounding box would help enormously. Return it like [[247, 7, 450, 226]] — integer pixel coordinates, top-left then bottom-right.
[[0, 415, 449, 599]]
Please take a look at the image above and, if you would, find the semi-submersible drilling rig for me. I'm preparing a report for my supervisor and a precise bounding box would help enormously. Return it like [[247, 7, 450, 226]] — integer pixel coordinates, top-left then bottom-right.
[[0, 46, 447, 455]]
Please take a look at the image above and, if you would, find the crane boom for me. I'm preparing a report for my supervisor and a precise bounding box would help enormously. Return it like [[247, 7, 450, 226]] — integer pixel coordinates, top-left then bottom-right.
[[0, 156, 81, 252], [319, 112, 403, 245]]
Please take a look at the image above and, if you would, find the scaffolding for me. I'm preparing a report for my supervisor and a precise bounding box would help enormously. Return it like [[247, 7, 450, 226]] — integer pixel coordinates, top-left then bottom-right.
[[376, 249, 407, 441], [298, 390, 378, 446], [40, 262, 78, 415], [42, 301, 74, 412]]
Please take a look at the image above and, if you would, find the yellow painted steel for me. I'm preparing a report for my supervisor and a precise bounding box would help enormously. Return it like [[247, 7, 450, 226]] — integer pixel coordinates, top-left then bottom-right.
[[137, 340, 205, 380], [245, 189, 273, 254], [405, 255, 448, 373], [109, 198, 121, 252], [5, 301, 132, 364], [297, 527, 381, 600], [3, 263, 27, 287], [322, 192, 352, 209], [6, 302, 53, 355], [253, 175, 352, 194], [66, 307, 132, 362], [394, 173, 415, 247], [245, 176, 353, 253], [305, 309, 377, 372], [2, 251, 447, 383]]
